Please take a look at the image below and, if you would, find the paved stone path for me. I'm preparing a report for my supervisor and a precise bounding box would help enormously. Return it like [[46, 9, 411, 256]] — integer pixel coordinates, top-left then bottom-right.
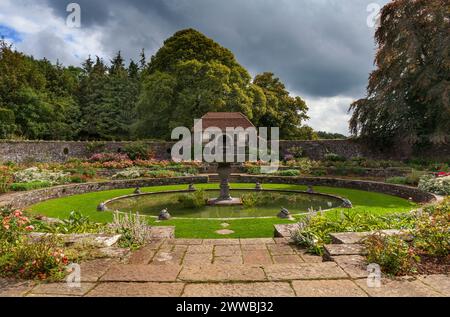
[[1, 238, 449, 297]]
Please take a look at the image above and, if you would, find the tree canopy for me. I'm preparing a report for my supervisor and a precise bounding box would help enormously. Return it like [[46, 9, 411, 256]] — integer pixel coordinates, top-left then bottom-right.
[[136, 29, 312, 139], [0, 29, 315, 141], [349, 0, 449, 147]]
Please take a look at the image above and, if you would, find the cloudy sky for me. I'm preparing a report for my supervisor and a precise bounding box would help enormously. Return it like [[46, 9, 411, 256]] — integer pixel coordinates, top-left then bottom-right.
[[0, 0, 389, 135]]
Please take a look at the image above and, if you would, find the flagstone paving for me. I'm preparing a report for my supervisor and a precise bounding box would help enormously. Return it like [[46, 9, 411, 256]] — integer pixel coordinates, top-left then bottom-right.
[[1, 238, 448, 297]]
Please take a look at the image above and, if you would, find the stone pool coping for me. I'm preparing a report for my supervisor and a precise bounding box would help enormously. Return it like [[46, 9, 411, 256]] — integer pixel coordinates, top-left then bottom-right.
[[101, 188, 348, 220], [0, 175, 438, 210]]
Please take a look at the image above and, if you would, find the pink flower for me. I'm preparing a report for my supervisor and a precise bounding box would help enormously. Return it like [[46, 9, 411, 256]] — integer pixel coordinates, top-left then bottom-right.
[[25, 225, 34, 231]]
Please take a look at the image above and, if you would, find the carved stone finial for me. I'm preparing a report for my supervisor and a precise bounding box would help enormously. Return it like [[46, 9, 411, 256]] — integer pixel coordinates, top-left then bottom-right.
[[158, 208, 171, 221]]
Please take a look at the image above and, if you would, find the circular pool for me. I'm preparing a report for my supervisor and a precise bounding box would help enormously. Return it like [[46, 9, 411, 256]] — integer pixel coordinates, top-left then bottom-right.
[[104, 189, 346, 219]]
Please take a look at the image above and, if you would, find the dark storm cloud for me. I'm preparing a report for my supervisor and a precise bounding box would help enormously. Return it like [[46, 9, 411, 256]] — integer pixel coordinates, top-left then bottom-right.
[[44, 0, 386, 98]]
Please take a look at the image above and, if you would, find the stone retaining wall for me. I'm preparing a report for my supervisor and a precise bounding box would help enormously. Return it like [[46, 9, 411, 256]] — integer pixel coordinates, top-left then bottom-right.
[[1, 139, 447, 163], [232, 175, 437, 203], [0, 175, 436, 210], [0, 176, 208, 210]]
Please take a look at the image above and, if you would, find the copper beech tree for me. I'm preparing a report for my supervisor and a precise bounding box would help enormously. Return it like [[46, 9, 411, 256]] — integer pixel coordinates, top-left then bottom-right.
[[350, 0, 449, 147]]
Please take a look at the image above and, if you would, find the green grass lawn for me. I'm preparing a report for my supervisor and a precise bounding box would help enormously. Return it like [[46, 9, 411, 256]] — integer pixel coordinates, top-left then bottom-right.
[[27, 183, 417, 239]]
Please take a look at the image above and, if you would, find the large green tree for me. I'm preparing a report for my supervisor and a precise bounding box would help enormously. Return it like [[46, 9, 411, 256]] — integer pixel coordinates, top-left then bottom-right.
[[77, 53, 139, 140], [135, 29, 311, 140], [349, 0, 450, 147], [0, 40, 79, 140], [253, 72, 312, 140]]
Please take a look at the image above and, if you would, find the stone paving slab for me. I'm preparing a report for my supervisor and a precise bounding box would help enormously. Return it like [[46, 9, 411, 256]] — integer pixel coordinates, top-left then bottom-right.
[[215, 245, 242, 257], [29, 283, 96, 296], [166, 238, 203, 245], [272, 255, 304, 264], [186, 244, 214, 254], [183, 253, 213, 265], [203, 239, 240, 245], [331, 255, 368, 279], [178, 265, 266, 282], [101, 264, 181, 282], [417, 275, 450, 296], [354, 278, 442, 297], [267, 244, 297, 256], [87, 282, 185, 297], [128, 246, 156, 265], [242, 250, 273, 265], [79, 258, 119, 282], [292, 280, 368, 297], [240, 238, 275, 245], [264, 263, 348, 281], [0, 279, 35, 297], [214, 255, 243, 265], [183, 282, 295, 297]]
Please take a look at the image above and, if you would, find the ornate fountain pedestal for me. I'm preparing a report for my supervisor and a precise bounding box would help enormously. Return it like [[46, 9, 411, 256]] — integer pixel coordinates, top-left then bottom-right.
[[207, 163, 242, 206]]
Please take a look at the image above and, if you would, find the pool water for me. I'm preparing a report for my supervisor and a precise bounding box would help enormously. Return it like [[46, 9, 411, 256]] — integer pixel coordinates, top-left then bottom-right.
[[106, 190, 343, 219]]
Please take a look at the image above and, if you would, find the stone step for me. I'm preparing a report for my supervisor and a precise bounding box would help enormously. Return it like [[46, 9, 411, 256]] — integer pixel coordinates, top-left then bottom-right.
[[323, 244, 367, 261], [329, 229, 413, 244], [274, 223, 299, 238]]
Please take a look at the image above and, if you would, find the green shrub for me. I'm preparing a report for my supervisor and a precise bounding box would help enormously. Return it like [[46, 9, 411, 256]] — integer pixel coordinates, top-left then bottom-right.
[[292, 211, 415, 255], [110, 211, 152, 250], [413, 198, 449, 257], [277, 169, 301, 177], [0, 171, 11, 193], [178, 190, 207, 208], [241, 193, 258, 208], [0, 210, 68, 280], [386, 176, 408, 185], [124, 142, 151, 160], [324, 153, 346, 162], [36, 211, 106, 234], [365, 234, 418, 276], [246, 166, 261, 175], [9, 181, 52, 191]]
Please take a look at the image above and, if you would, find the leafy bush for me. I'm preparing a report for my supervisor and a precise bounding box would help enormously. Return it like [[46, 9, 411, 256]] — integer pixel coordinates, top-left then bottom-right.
[[241, 193, 258, 208], [324, 153, 346, 162], [386, 176, 408, 185], [36, 211, 106, 234], [0, 209, 68, 280], [9, 181, 52, 191], [292, 210, 415, 255], [0, 167, 12, 193], [365, 234, 418, 276], [387, 170, 427, 186], [277, 169, 301, 176], [178, 190, 207, 208], [413, 198, 449, 256], [418, 175, 450, 195], [124, 142, 151, 160], [245, 166, 261, 175], [110, 211, 152, 249]]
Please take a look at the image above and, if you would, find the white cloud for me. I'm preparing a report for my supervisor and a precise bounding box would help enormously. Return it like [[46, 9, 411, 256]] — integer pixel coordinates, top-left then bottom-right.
[[304, 95, 355, 135], [0, 0, 105, 65]]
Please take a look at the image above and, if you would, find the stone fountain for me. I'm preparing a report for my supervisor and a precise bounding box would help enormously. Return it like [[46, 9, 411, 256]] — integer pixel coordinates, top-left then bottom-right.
[[207, 162, 242, 206]]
